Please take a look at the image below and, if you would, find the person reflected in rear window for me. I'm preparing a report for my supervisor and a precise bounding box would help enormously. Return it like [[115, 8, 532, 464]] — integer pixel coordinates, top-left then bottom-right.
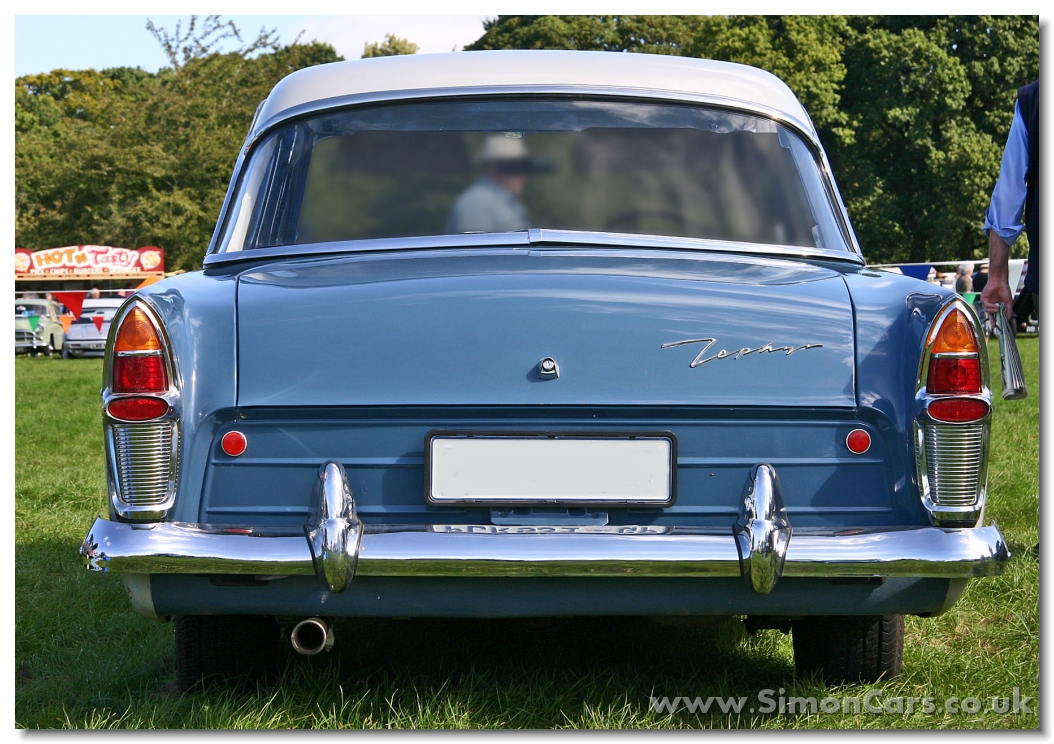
[[446, 134, 552, 234]]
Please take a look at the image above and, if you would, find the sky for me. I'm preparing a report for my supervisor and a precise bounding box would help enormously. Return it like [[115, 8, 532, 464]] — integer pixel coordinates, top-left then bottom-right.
[[14, 14, 494, 77], [13, 8, 1045, 78]]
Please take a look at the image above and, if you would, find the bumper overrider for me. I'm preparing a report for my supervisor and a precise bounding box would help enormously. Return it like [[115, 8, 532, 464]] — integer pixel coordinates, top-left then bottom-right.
[[81, 462, 1009, 594]]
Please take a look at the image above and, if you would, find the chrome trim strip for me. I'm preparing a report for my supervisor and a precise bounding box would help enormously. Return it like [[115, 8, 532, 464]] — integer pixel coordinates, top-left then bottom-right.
[[203, 230, 864, 271], [81, 518, 1009, 580], [734, 464, 792, 594]]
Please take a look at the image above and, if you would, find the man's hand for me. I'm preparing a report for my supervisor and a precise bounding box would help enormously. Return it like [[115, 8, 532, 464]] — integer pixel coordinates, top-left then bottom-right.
[[981, 279, 1014, 319]]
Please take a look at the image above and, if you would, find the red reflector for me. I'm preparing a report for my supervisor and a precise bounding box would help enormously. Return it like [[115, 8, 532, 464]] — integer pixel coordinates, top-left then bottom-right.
[[113, 355, 168, 394], [221, 431, 247, 457], [846, 429, 871, 454], [928, 398, 990, 423], [107, 396, 169, 421], [927, 356, 982, 395]]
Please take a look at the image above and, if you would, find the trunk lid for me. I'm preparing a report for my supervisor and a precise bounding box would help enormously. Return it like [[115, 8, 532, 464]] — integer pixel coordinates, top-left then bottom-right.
[[236, 249, 855, 408]]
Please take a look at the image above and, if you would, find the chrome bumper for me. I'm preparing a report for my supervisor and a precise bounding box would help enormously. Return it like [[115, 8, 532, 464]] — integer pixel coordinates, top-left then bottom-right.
[[83, 515, 1009, 577], [81, 462, 1009, 594]]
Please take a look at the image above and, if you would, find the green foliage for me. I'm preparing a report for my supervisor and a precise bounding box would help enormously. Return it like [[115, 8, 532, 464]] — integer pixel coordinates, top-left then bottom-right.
[[467, 15, 695, 54], [467, 15, 1038, 264], [15, 17, 342, 272], [361, 33, 419, 58], [15, 16, 1039, 267]]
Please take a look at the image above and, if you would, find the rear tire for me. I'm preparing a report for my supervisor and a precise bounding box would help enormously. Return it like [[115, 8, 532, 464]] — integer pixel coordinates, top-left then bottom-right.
[[792, 615, 903, 683], [175, 615, 282, 691]]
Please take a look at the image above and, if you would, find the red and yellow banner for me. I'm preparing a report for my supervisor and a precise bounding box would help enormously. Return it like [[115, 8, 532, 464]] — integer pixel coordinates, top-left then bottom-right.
[[15, 245, 165, 277]]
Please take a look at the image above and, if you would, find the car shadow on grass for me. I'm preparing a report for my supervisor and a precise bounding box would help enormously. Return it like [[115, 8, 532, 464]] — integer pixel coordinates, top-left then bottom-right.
[[245, 615, 799, 726]]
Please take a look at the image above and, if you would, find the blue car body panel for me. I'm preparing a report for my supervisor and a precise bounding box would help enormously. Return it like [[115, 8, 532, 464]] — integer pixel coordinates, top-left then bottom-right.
[[236, 249, 857, 409], [126, 250, 949, 537]]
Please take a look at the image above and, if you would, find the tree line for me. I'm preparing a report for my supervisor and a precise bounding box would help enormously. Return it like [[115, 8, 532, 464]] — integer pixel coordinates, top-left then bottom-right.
[[15, 15, 1038, 270]]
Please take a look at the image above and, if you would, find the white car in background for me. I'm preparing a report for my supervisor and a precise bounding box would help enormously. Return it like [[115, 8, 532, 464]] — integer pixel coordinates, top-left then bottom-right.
[[63, 299, 125, 358]]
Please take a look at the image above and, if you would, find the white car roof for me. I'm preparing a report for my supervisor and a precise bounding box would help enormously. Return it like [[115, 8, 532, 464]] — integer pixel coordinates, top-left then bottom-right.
[[255, 51, 813, 138]]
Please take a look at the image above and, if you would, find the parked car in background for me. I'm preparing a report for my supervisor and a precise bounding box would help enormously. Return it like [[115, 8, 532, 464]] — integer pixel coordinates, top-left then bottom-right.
[[63, 298, 126, 358], [15, 298, 65, 356], [80, 51, 1009, 690]]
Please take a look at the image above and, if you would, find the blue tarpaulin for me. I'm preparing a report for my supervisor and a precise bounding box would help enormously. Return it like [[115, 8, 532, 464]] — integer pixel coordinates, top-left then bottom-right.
[[898, 265, 932, 282]]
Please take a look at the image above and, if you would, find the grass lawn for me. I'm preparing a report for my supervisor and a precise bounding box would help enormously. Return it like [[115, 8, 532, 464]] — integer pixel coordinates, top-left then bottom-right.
[[14, 338, 1039, 729]]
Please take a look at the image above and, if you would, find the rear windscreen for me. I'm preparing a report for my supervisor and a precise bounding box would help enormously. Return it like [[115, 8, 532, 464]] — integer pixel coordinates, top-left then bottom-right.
[[218, 98, 847, 254]]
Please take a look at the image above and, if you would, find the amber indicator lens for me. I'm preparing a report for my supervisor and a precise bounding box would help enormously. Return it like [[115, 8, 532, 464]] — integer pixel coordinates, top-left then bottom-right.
[[928, 398, 989, 423], [846, 429, 871, 454], [930, 309, 978, 354], [115, 307, 162, 352], [221, 431, 247, 457], [107, 396, 169, 421], [927, 357, 982, 395]]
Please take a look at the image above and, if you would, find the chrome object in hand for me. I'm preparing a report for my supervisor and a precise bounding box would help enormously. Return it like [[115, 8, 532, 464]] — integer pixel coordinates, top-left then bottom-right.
[[994, 302, 1028, 400]]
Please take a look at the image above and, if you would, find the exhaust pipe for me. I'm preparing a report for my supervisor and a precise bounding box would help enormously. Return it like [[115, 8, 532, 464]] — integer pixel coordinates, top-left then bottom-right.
[[290, 617, 335, 655]]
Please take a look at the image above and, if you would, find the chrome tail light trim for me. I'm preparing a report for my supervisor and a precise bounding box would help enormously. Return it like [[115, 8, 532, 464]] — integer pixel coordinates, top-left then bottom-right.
[[923, 423, 986, 506], [102, 298, 182, 522], [109, 421, 180, 519], [915, 421, 988, 525], [914, 298, 991, 527]]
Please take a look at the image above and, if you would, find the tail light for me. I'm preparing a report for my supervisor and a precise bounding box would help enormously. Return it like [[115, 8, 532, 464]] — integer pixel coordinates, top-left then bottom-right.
[[113, 307, 168, 394], [915, 300, 990, 526], [104, 301, 180, 521]]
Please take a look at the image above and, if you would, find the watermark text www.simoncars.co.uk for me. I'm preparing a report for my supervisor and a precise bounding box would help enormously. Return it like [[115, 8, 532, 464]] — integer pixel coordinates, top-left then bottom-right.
[[649, 688, 1033, 716]]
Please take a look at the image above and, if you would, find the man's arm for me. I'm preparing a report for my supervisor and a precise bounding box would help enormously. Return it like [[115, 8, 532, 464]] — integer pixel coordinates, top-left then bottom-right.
[[981, 231, 1014, 319], [981, 100, 1029, 320]]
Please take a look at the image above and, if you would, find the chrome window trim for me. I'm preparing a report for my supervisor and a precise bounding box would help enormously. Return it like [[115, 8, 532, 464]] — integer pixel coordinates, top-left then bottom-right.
[[204, 86, 863, 263], [203, 230, 866, 271]]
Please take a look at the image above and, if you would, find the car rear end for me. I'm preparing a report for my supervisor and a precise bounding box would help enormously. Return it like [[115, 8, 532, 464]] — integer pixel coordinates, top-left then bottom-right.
[[83, 250, 1006, 636], [79, 52, 1008, 687]]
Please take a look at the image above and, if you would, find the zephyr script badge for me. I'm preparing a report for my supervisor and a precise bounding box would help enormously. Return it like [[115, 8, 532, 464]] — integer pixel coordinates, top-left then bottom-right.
[[662, 338, 823, 368]]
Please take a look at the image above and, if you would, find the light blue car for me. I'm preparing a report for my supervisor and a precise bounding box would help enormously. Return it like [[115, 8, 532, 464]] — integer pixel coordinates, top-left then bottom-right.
[[81, 51, 1007, 690]]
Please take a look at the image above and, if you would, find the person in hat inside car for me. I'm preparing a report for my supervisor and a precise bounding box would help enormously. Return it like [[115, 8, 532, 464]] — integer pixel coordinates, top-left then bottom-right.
[[446, 134, 550, 234]]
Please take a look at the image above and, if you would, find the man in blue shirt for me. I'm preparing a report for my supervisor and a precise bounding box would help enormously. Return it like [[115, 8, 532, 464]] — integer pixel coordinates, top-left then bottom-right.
[[982, 81, 1039, 321], [446, 135, 548, 234]]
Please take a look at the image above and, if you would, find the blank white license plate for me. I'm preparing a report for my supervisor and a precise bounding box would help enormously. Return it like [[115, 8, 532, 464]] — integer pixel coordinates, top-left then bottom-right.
[[427, 435, 674, 505]]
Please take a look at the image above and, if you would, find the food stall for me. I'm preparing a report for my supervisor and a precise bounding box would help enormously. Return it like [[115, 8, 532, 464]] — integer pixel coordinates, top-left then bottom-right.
[[15, 244, 166, 301]]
